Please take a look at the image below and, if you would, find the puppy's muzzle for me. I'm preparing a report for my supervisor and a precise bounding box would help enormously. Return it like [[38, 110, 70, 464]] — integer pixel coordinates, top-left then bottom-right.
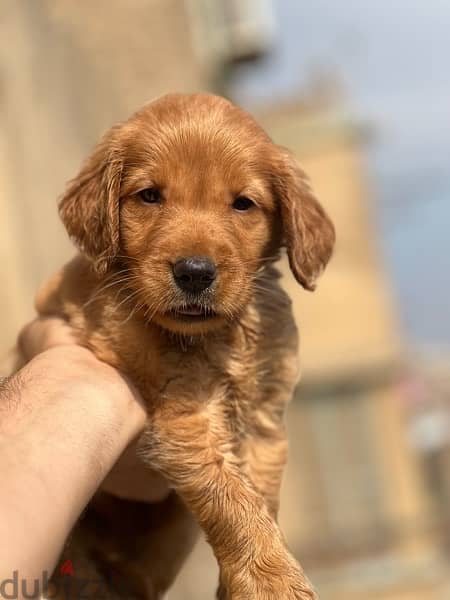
[[173, 256, 217, 293]]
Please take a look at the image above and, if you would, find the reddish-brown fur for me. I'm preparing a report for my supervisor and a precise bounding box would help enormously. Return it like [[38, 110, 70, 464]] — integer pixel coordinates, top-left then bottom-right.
[[31, 93, 334, 598]]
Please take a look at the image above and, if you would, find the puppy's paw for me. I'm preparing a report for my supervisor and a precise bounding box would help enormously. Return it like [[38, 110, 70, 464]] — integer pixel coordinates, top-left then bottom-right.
[[222, 555, 318, 599], [225, 580, 317, 600]]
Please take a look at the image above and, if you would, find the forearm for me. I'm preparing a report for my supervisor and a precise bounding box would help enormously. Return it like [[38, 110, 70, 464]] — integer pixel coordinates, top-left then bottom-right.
[[0, 347, 146, 580]]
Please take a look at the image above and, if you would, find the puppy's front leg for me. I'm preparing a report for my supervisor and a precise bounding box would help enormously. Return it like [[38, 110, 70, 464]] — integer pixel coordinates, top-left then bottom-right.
[[145, 397, 317, 600]]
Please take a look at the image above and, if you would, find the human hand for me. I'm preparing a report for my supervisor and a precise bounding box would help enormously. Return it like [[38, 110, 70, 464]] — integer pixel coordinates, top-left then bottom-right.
[[17, 317, 169, 502], [0, 316, 161, 579]]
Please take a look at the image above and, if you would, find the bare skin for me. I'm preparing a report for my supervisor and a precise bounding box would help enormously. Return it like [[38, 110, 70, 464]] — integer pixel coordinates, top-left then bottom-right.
[[0, 318, 167, 584]]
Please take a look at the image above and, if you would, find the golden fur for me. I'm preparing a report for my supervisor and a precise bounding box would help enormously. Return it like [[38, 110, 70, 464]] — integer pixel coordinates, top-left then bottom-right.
[[28, 94, 335, 598]]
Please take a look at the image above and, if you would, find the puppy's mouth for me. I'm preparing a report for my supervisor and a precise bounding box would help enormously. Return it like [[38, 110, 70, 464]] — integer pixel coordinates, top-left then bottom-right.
[[168, 304, 217, 321]]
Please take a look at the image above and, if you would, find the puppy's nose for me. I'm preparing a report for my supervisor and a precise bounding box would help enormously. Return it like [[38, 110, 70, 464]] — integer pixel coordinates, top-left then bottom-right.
[[173, 257, 217, 293]]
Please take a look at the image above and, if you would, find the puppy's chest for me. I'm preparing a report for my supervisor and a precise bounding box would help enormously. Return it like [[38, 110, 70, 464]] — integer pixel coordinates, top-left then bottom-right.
[[118, 329, 261, 426]]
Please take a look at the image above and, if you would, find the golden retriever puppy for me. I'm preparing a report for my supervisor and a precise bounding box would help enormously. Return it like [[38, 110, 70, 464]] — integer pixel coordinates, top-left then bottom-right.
[[33, 93, 335, 598]]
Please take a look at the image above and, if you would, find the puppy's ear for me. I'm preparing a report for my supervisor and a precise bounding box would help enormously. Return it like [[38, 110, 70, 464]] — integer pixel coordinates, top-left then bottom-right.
[[59, 128, 123, 274], [273, 149, 335, 291]]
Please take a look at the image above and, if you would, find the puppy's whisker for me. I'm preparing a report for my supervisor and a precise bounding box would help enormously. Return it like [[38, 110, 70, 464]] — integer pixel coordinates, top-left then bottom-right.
[[113, 255, 141, 262], [118, 295, 149, 327], [82, 274, 141, 309], [83, 272, 142, 309], [233, 255, 280, 268], [144, 293, 173, 324], [114, 288, 145, 314], [251, 281, 280, 293]]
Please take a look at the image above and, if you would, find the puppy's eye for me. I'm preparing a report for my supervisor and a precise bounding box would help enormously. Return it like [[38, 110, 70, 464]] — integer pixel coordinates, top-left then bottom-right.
[[139, 187, 162, 204], [233, 196, 255, 211]]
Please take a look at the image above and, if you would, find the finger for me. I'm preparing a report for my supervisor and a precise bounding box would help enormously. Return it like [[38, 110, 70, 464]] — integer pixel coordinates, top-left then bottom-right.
[[18, 317, 77, 360]]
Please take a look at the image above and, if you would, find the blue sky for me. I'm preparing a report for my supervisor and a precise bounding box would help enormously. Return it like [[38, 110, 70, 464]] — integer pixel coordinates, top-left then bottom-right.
[[233, 0, 450, 349]]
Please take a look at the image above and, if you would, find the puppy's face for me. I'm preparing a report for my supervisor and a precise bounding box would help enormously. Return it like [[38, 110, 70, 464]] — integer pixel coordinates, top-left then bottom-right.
[[60, 94, 335, 335]]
